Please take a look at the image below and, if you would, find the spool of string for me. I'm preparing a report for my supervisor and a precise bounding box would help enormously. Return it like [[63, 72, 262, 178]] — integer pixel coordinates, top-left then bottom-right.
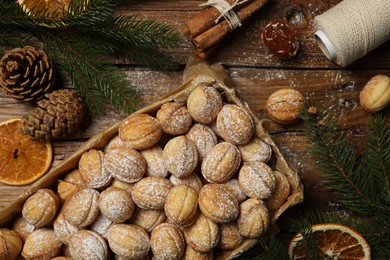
[[314, 0, 390, 67]]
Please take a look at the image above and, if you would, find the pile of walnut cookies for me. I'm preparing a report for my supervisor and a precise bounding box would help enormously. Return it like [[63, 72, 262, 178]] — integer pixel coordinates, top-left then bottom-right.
[[9, 82, 292, 260]]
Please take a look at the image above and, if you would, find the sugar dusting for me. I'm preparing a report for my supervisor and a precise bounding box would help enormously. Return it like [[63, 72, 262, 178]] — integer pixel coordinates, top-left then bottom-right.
[[238, 162, 275, 199], [132, 177, 173, 209], [186, 123, 218, 161]]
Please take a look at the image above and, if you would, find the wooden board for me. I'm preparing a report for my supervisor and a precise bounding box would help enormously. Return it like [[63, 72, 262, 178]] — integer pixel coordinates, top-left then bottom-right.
[[0, 0, 389, 239]]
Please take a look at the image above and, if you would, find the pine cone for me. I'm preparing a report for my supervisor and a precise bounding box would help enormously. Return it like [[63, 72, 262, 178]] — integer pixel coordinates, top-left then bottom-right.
[[0, 46, 55, 102], [21, 89, 85, 140]]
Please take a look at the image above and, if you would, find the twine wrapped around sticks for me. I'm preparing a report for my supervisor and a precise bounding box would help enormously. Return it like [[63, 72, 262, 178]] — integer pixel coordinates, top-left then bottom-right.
[[183, 0, 269, 59]]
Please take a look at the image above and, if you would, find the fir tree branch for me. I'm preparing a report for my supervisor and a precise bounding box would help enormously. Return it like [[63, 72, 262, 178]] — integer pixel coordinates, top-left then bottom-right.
[[0, 0, 180, 113], [299, 104, 387, 215]]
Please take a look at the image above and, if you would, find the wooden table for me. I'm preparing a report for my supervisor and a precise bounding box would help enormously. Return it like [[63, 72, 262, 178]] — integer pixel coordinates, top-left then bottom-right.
[[0, 0, 389, 245]]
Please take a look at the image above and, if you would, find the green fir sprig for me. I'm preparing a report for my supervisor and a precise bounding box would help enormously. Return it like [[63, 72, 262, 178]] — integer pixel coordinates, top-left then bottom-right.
[[0, 0, 181, 114], [240, 104, 389, 259]]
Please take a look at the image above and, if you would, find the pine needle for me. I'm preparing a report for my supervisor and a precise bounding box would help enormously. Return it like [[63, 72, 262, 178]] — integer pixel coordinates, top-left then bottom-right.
[[0, 0, 180, 114]]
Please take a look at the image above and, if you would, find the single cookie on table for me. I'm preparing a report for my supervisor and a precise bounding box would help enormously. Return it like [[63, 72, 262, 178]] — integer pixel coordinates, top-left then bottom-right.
[[118, 113, 162, 150], [238, 137, 272, 163], [103, 147, 146, 184], [187, 84, 223, 124], [223, 179, 248, 204], [98, 187, 135, 223], [0, 228, 22, 260], [164, 184, 198, 227], [62, 188, 100, 228], [183, 213, 219, 253], [186, 123, 218, 161], [106, 224, 150, 259], [140, 145, 168, 178], [22, 229, 62, 260], [156, 101, 193, 135], [265, 171, 291, 211], [182, 245, 214, 260], [266, 88, 305, 124], [130, 208, 166, 233], [53, 211, 79, 245], [12, 217, 36, 242], [169, 172, 203, 194], [238, 161, 275, 199], [132, 176, 173, 210], [198, 184, 239, 223], [79, 149, 112, 189], [237, 198, 269, 238], [163, 135, 198, 179], [216, 104, 254, 145], [89, 213, 113, 239], [201, 142, 241, 183], [151, 223, 185, 260], [218, 222, 245, 250], [69, 230, 108, 260], [22, 188, 60, 228]]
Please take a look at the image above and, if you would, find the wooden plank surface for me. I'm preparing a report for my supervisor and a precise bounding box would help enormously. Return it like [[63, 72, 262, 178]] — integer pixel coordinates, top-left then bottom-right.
[[0, 0, 389, 239]]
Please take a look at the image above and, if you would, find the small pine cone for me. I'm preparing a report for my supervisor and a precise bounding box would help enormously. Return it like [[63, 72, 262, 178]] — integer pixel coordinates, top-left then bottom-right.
[[21, 89, 85, 140], [0, 46, 55, 102]]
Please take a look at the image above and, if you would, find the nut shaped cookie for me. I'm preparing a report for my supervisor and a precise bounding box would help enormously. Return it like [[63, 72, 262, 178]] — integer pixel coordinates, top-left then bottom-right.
[[266, 88, 305, 124], [187, 84, 223, 124], [169, 172, 203, 194], [186, 124, 218, 161], [223, 179, 248, 203], [106, 224, 150, 259], [90, 214, 113, 238], [132, 177, 173, 209], [238, 198, 269, 238], [198, 184, 239, 223], [238, 161, 275, 199], [69, 230, 108, 260], [98, 187, 134, 223], [265, 171, 291, 211], [103, 147, 146, 184], [63, 188, 99, 227], [163, 135, 198, 179], [156, 102, 193, 135], [141, 145, 168, 178], [22, 188, 59, 227], [22, 229, 62, 260], [216, 104, 254, 145], [53, 211, 79, 245], [12, 217, 36, 242], [79, 149, 111, 189], [218, 222, 245, 250], [151, 223, 185, 260], [201, 142, 241, 183], [238, 138, 272, 163], [182, 245, 214, 260], [0, 229, 22, 260], [164, 184, 198, 227], [183, 213, 219, 253], [119, 114, 162, 150], [130, 208, 166, 233]]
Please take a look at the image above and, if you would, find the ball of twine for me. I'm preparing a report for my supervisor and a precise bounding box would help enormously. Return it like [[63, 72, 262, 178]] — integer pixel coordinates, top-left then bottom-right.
[[314, 0, 390, 67]]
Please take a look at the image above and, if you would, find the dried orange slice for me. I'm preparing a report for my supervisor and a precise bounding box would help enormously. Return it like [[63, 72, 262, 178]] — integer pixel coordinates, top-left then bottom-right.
[[0, 118, 52, 186], [288, 223, 371, 259], [17, 0, 71, 17]]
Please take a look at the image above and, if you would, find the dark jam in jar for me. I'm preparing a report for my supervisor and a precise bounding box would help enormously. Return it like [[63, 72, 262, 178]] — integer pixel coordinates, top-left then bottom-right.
[[262, 20, 300, 59]]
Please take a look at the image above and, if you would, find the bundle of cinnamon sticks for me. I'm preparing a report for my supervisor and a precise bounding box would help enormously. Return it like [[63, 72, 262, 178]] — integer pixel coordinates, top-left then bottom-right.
[[183, 0, 269, 59]]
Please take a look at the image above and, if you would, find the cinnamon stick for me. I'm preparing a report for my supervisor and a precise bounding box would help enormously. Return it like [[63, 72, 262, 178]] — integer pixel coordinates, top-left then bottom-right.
[[193, 0, 269, 52], [183, 0, 252, 39]]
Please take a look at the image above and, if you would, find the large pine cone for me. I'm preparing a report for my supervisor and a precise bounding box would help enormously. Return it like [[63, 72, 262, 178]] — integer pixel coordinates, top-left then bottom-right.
[[21, 89, 85, 140], [0, 46, 55, 101]]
